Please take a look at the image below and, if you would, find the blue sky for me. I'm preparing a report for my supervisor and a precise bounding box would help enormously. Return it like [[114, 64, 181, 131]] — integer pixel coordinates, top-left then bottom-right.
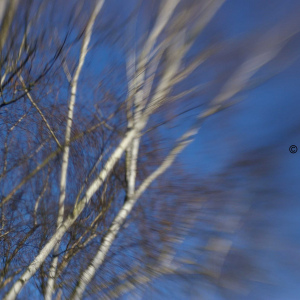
[[132, 1, 300, 299]]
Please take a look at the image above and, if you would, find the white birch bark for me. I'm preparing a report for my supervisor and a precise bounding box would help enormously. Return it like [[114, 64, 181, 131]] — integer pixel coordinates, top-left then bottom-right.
[[70, 127, 198, 299], [0, 0, 9, 25], [69, 32, 291, 293], [68, 5, 225, 295], [124, 0, 180, 207], [3, 126, 142, 300], [141, 0, 180, 62], [45, 1, 105, 299], [0, 0, 19, 52]]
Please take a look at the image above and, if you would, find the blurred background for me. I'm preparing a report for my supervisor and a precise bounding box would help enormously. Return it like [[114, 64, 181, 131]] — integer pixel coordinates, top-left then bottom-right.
[[139, 1, 300, 298]]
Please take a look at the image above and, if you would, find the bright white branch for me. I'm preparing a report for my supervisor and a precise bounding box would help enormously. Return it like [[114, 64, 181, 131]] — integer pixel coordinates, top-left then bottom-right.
[[46, 1, 105, 300], [3, 125, 141, 300], [70, 128, 196, 299]]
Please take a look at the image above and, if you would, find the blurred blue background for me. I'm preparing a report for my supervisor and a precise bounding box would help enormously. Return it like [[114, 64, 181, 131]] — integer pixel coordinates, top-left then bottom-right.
[[132, 0, 300, 299]]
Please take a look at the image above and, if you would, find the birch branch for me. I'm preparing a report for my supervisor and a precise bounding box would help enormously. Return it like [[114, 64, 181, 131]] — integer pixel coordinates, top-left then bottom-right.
[[70, 128, 196, 299], [45, 1, 105, 299], [124, 0, 182, 205], [68, 32, 292, 292], [0, 0, 19, 52], [3, 126, 142, 300], [0, 117, 113, 207], [18, 74, 61, 148]]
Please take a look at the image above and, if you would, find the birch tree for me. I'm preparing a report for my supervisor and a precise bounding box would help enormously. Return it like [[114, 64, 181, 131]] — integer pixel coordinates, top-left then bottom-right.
[[44, 2, 105, 300], [0, 0, 299, 299]]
